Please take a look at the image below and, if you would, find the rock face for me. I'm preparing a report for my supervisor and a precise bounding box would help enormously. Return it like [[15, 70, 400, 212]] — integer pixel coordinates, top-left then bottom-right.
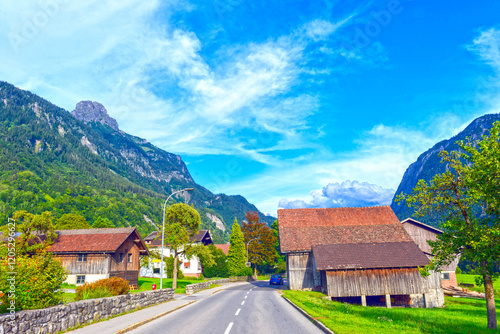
[[71, 101, 120, 131], [391, 113, 500, 224]]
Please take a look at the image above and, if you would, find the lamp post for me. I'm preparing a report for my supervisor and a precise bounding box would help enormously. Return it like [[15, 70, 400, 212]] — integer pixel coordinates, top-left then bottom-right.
[[246, 237, 259, 265], [159, 187, 194, 289]]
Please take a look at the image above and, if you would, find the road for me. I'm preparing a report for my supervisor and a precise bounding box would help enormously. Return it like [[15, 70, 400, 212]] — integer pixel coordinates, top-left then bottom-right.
[[129, 280, 325, 334]]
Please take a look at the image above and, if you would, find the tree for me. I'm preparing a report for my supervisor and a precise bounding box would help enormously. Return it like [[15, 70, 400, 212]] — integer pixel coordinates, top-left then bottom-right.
[[10, 210, 57, 253], [398, 122, 500, 330], [161, 203, 201, 290], [271, 220, 286, 273], [227, 219, 247, 276], [203, 244, 229, 278], [92, 217, 114, 228], [55, 213, 90, 230], [242, 212, 277, 276]]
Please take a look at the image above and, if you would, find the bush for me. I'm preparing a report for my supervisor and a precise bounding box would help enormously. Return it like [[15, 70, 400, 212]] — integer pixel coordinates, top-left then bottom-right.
[[75, 277, 129, 301], [0, 252, 67, 311]]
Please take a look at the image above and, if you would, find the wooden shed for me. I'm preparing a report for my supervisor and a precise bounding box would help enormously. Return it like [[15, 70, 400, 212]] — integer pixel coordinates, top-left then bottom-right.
[[278, 206, 444, 308], [401, 218, 461, 287], [48, 227, 149, 286]]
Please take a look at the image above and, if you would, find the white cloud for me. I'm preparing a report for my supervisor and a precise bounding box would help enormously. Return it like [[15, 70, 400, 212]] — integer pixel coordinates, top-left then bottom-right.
[[279, 180, 395, 209], [468, 28, 500, 72]]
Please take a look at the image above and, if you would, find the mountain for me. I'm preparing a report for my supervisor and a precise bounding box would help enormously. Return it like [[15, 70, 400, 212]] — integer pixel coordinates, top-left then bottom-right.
[[0, 81, 274, 241], [390, 113, 500, 226]]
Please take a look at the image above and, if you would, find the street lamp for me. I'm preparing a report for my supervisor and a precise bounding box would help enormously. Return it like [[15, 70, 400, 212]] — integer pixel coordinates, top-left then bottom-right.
[[246, 237, 259, 265], [159, 187, 194, 289]]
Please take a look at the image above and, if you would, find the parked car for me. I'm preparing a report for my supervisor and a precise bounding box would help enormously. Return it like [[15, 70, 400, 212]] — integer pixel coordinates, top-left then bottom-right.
[[269, 274, 283, 285]]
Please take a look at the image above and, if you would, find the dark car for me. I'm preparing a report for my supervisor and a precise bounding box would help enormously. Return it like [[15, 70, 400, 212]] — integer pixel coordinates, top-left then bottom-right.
[[269, 274, 283, 285]]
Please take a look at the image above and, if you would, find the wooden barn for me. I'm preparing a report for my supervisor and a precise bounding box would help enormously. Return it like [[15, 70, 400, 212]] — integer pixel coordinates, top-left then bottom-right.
[[48, 227, 149, 286], [401, 218, 461, 287], [278, 206, 444, 308]]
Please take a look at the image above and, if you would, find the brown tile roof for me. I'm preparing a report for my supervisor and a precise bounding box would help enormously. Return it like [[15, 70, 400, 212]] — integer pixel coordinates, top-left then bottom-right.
[[214, 244, 230, 255], [48, 228, 148, 253], [278, 206, 413, 253], [312, 242, 430, 270]]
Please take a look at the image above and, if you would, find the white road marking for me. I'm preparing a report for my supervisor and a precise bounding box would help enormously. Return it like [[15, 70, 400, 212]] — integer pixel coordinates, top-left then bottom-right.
[[247, 291, 250, 295], [224, 322, 234, 334], [235, 308, 241, 316], [244, 295, 247, 299], [241, 301, 245, 305]]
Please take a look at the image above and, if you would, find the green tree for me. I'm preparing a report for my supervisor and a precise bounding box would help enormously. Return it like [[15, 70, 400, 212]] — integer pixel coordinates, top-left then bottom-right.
[[92, 217, 114, 228], [227, 219, 247, 276], [161, 203, 201, 290], [203, 244, 228, 278], [242, 212, 277, 276], [10, 210, 57, 253], [271, 220, 286, 273], [398, 122, 500, 330], [55, 213, 90, 230]]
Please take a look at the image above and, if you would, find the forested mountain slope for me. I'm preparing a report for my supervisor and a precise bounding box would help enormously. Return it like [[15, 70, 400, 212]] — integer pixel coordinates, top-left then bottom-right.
[[0, 81, 274, 241]]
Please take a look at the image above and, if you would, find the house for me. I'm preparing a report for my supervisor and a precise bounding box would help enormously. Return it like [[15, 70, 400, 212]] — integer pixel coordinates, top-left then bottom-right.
[[48, 227, 149, 286], [278, 206, 444, 308], [142, 230, 213, 278], [401, 218, 461, 288], [214, 244, 230, 255]]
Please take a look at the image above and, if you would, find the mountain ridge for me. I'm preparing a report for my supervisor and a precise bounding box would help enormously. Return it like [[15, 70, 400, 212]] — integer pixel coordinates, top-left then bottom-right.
[[390, 113, 500, 225], [0, 81, 274, 240]]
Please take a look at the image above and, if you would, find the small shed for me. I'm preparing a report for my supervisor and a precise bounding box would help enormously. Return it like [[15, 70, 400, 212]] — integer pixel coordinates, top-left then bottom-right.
[[401, 218, 461, 287], [278, 206, 444, 308], [49, 227, 149, 286]]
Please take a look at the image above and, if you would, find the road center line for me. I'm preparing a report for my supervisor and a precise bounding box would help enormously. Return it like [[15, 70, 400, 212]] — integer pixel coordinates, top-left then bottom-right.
[[241, 301, 245, 305], [247, 291, 250, 295], [244, 295, 247, 299], [224, 322, 234, 334], [235, 308, 241, 316]]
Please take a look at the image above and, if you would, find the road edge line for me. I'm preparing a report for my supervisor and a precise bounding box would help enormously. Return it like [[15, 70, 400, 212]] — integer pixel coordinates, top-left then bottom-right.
[[281, 295, 335, 334], [114, 300, 197, 334], [114, 282, 245, 334]]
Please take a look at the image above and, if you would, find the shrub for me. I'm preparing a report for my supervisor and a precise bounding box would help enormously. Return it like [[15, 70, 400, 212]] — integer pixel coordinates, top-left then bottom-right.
[[75, 277, 129, 301], [0, 252, 67, 311]]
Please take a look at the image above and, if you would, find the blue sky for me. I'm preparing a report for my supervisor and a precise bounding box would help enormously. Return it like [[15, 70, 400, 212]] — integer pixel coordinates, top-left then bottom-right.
[[1, 0, 500, 216]]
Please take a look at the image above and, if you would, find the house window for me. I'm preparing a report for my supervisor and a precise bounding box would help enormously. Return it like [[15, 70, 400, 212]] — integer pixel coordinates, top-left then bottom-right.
[[441, 272, 450, 280], [184, 262, 190, 269], [118, 253, 124, 262], [78, 254, 87, 262], [128, 253, 133, 263], [153, 268, 160, 274], [76, 275, 86, 284]]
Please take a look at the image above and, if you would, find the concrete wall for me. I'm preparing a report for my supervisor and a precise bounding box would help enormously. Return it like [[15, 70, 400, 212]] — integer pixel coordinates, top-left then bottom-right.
[[0, 288, 175, 334], [185, 279, 229, 295]]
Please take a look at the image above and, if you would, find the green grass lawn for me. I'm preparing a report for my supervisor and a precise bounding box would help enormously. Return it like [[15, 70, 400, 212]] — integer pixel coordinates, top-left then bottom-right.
[[133, 277, 205, 294], [457, 274, 500, 297], [283, 290, 499, 334]]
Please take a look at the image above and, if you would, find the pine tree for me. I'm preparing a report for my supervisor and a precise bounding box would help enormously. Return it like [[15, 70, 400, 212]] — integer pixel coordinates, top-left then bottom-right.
[[227, 218, 247, 276]]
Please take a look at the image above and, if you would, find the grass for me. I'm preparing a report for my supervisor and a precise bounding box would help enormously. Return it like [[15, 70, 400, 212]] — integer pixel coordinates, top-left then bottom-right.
[[132, 277, 205, 294], [457, 274, 500, 297], [62, 292, 76, 304], [283, 290, 499, 334]]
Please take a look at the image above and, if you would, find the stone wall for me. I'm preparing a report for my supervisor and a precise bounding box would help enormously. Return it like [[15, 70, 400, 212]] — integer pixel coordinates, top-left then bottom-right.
[[229, 276, 254, 282], [0, 288, 174, 334], [185, 279, 230, 295]]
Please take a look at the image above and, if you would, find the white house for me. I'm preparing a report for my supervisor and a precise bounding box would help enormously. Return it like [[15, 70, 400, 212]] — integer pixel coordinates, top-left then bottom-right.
[[140, 230, 213, 278]]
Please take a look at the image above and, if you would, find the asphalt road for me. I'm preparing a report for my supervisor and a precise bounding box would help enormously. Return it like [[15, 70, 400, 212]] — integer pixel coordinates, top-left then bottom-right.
[[129, 280, 325, 334]]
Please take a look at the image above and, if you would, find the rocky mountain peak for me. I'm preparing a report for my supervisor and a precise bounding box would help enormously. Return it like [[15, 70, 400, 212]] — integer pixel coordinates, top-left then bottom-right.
[[71, 101, 119, 131]]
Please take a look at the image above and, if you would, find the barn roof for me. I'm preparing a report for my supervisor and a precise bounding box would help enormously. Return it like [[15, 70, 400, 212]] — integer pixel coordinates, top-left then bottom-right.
[[401, 218, 443, 234], [278, 206, 413, 253], [48, 227, 149, 254], [312, 242, 430, 270]]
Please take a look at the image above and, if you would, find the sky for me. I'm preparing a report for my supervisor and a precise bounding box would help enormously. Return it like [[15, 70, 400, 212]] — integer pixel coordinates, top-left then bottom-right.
[[1, 0, 500, 216]]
